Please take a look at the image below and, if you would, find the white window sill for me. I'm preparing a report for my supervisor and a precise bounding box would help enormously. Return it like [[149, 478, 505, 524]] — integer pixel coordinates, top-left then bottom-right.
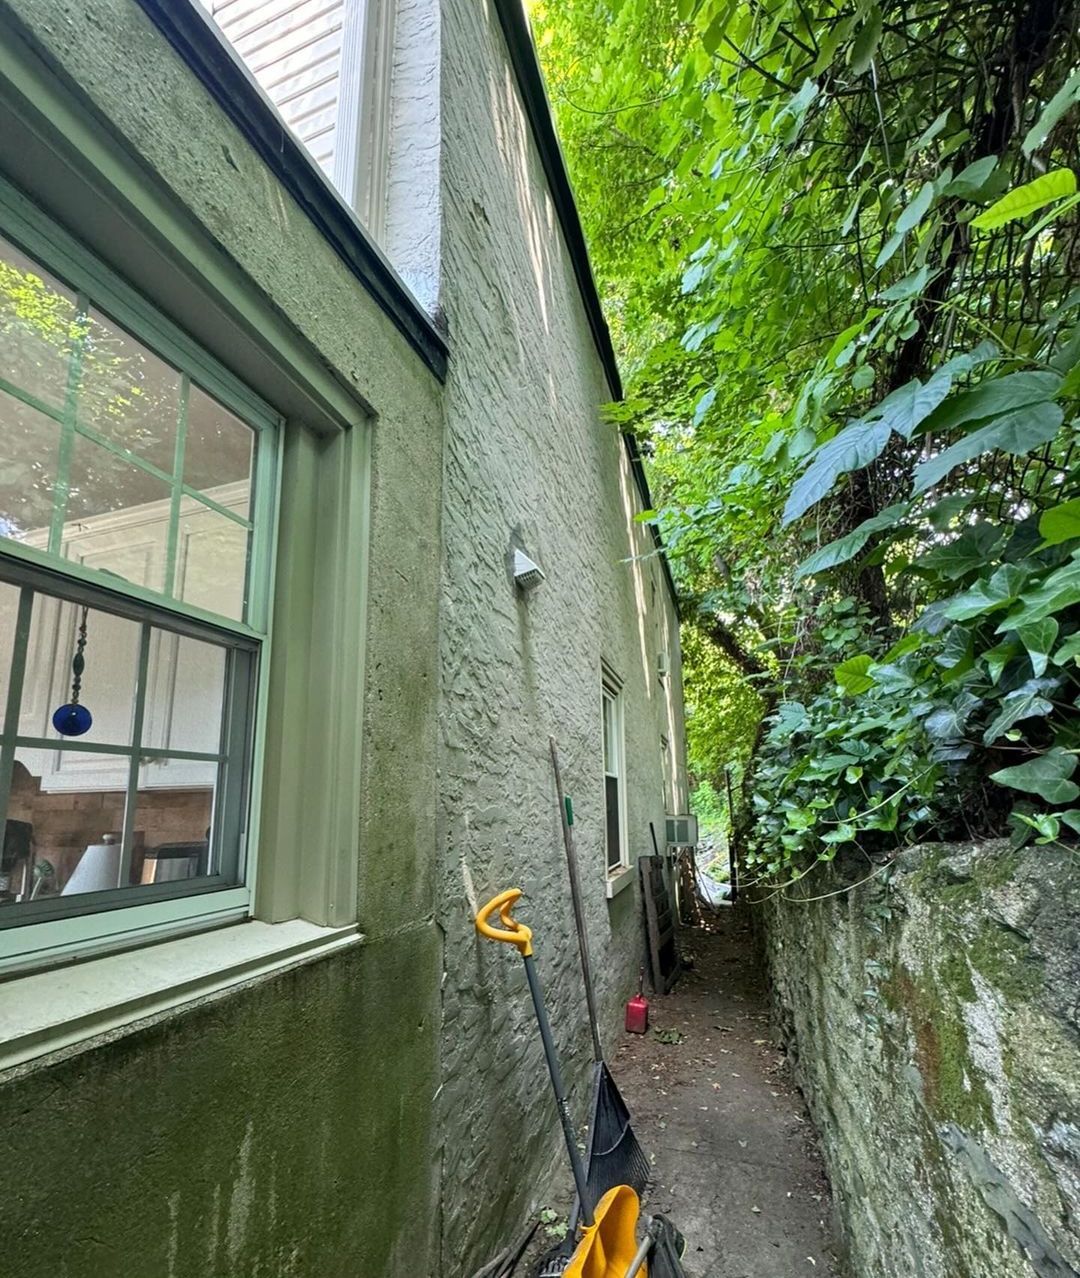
[[605, 865, 636, 899], [0, 918, 362, 1073]]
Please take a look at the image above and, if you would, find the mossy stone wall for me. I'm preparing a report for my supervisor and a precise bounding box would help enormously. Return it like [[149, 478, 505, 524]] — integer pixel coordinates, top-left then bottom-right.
[[761, 841, 1080, 1278]]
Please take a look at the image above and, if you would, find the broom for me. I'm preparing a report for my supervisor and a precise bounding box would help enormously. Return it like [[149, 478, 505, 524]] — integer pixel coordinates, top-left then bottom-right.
[[539, 739, 650, 1275]]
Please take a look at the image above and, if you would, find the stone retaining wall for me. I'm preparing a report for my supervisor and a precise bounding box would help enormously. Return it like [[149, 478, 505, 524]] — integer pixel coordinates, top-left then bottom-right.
[[760, 841, 1080, 1278]]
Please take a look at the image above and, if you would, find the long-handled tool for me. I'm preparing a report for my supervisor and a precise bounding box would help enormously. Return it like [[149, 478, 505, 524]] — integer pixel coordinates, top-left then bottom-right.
[[550, 739, 650, 1206], [475, 890, 642, 1276]]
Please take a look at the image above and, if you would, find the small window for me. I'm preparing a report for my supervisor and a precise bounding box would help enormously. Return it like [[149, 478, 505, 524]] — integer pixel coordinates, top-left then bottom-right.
[[0, 201, 278, 966], [602, 677, 627, 874], [201, 0, 396, 236]]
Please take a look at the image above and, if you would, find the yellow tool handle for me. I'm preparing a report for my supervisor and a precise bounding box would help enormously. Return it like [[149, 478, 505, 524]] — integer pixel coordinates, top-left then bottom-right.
[[475, 888, 533, 956]]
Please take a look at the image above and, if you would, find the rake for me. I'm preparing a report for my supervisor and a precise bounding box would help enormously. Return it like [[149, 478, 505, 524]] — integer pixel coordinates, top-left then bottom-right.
[[475, 890, 688, 1278], [541, 739, 650, 1273]]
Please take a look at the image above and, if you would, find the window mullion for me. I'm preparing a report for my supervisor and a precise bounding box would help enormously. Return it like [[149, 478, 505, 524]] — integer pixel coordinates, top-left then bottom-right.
[[165, 375, 189, 599], [47, 293, 89, 556], [118, 621, 152, 888]]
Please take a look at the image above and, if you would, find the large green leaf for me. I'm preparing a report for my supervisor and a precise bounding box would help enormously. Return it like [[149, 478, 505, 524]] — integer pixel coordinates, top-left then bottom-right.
[[1023, 69, 1080, 156], [896, 182, 935, 235], [795, 503, 908, 579], [1039, 498, 1080, 546], [971, 170, 1077, 231], [942, 156, 997, 198], [914, 523, 1005, 579], [835, 654, 875, 695], [912, 401, 1065, 494], [783, 418, 891, 524], [920, 371, 1061, 437], [849, 6, 882, 75], [991, 748, 1080, 804]]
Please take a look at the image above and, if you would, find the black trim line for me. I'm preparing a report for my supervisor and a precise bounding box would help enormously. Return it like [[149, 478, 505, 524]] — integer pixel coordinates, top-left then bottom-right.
[[492, 0, 679, 606], [134, 0, 448, 382]]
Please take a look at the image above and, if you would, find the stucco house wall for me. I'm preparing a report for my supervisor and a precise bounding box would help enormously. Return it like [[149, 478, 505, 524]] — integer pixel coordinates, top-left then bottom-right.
[[0, 0, 687, 1274], [435, 1, 686, 1268]]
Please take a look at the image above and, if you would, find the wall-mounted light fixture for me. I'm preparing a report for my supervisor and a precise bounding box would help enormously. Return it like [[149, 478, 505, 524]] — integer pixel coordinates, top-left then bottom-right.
[[657, 651, 669, 679], [513, 549, 545, 592]]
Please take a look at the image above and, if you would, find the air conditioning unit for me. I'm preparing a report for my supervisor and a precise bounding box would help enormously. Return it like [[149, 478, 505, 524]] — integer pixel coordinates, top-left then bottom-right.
[[665, 814, 698, 847]]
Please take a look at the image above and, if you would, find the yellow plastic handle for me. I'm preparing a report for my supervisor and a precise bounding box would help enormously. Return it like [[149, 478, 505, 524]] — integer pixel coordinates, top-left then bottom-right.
[[475, 888, 533, 956]]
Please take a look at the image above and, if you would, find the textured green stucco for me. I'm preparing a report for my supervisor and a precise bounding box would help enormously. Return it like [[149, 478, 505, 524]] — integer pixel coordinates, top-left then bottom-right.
[[1, 930, 440, 1278], [0, 0, 445, 1272]]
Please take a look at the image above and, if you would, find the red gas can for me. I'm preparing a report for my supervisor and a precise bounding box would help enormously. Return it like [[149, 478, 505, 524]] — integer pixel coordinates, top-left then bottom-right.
[[625, 967, 649, 1034]]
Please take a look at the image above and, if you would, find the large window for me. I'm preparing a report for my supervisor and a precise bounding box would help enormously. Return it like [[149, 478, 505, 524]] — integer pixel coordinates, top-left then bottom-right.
[[0, 185, 279, 968], [201, 0, 396, 236], [602, 676, 627, 875]]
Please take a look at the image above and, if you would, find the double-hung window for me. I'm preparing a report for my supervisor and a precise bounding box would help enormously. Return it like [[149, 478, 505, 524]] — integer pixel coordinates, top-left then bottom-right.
[[602, 675, 627, 875], [0, 182, 280, 971]]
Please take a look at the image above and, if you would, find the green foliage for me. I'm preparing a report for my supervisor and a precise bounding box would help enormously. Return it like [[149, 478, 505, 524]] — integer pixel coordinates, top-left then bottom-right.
[[535, 0, 1080, 879]]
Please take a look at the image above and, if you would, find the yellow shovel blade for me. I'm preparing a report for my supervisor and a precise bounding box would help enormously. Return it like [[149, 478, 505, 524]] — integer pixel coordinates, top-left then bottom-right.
[[564, 1185, 643, 1278]]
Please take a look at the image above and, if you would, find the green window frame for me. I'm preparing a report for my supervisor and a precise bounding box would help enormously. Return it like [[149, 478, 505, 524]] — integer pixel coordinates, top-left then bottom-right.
[[0, 175, 281, 968]]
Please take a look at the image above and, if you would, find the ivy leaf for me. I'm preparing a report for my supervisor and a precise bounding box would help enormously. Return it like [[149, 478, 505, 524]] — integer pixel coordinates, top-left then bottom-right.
[[783, 418, 891, 524], [983, 679, 1057, 745], [998, 557, 1080, 631], [982, 640, 1021, 685], [1053, 633, 1080, 665], [1039, 498, 1080, 546], [849, 6, 883, 75], [912, 401, 1065, 495], [971, 169, 1078, 231], [794, 503, 908, 579], [1017, 618, 1059, 677], [991, 748, 1080, 804], [943, 564, 1029, 621], [926, 692, 981, 742], [1023, 68, 1080, 156], [835, 654, 875, 695]]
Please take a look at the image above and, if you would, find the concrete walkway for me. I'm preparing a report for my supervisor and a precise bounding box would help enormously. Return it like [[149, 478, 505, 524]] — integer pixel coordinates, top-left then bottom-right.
[[613, 908, 839, 1278]]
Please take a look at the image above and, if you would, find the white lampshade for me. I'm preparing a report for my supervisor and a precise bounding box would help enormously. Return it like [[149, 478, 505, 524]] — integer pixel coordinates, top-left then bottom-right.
[[62, 840, 121, 895]]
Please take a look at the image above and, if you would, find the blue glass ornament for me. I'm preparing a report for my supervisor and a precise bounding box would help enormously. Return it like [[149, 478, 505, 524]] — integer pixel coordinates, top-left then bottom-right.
[[52, 605, 93, 738], [53, 702, 93, 736]]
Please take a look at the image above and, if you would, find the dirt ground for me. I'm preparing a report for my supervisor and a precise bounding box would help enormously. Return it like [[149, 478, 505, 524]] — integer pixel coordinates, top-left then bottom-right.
[[611, 905, 839, 1278], [510, 905, 839, 1278]]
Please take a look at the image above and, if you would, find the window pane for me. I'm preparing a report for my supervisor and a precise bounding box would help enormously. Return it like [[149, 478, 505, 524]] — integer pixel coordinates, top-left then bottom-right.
[[63, 434, 171, 592], [605, 775, 622, 871], [132, 765, 216, 888], [0, 580, 22, 729], [2, 747, 127, 903], [77, 308, 180, 473], [0, 388, 61, 543], [0, 233, 78, 408], [20, 596, 139, 747], [184, 384, 254, 518], [177, 501, 250, 621], [143, 629, 226, 756]]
